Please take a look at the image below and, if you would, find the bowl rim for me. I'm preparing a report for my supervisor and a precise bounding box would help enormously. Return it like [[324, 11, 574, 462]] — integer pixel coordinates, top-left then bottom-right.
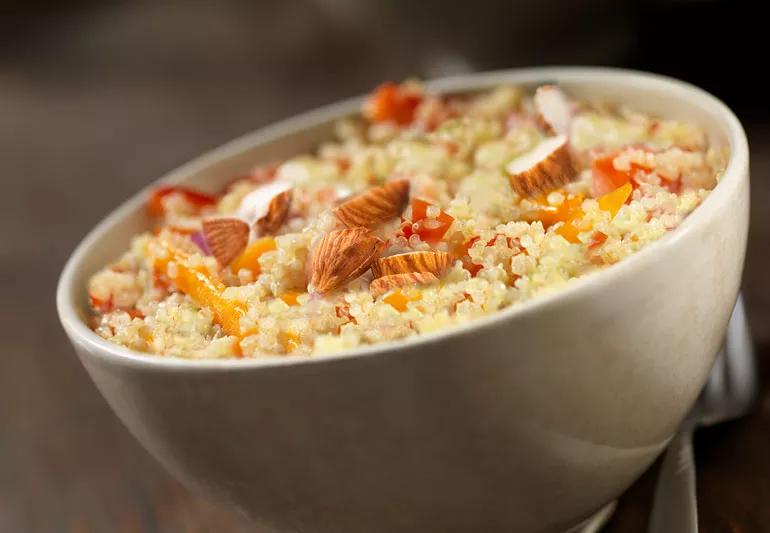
[[56, 66, 749, 372]]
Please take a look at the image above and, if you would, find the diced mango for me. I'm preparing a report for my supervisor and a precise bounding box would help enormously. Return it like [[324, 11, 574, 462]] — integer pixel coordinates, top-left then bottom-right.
[[598, 182, 633, 218], [230, 237, 276, 275], [278, 331, 301, 353], [383, 289, 422, 312], [555, 221, 581, 244], [154, 239, 246, 336], [524, 193, 584, 229], [279, 291, 302, 306]]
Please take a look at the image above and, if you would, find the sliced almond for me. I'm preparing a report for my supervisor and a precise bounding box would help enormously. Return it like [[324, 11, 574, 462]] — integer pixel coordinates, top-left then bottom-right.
[[237, 180, 293, 235], [310, 228, 386, 294], [370, 272, 438, 298], [256, 188, 292, 235], [371, 250, 450, 279], [506, 135, 576, 197], [534, 85, 572, 135], [333, 179, 410, 227], [201, 217, 250, 266]]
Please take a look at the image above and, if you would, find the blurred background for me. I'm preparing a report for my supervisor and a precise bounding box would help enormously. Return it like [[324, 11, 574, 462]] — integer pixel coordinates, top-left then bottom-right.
[[1, 0, 767, 531]]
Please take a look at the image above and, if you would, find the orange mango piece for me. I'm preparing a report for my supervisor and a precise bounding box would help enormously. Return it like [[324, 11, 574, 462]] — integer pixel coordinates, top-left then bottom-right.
[[524, 193, 584, 229], [555, 221, 582, 244], [597, 182, 633, 218], [383, 289, 422, 312], [230, 237, 276, 275], [154, 239, 246, 336], [279, 291, 302, 306], [278, 331, 301, 353]]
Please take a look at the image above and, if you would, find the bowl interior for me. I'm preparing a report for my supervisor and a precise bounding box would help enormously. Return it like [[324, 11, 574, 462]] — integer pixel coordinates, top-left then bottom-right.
[[58, 67, 745, 361]]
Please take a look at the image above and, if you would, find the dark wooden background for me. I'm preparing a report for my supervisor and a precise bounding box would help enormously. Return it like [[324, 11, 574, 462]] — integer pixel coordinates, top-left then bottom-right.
[[1, 2, 768, 531]]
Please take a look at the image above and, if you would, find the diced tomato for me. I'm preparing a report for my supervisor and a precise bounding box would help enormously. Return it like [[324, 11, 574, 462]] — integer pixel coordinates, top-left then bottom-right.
[[592, 151, 653, 196], [335, 303, 357, 325], [364, 82, 422, 125], [453, 233, 524, 276], [90, 282, 147, 316], [588, 231, 608, 250], [333, 157, 350, 174], [661, 176, 681, 194], [127, 309, 145, 319], [89, 294, 113, 313], [410, 198, 429, 221], [452, 236, 482, 276], [401, 198, 454, 243], [147, 186, 217, 217]]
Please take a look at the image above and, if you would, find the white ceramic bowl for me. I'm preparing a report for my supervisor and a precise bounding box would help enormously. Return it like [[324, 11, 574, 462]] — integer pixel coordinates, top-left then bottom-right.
[[57, 68, 749, 532]]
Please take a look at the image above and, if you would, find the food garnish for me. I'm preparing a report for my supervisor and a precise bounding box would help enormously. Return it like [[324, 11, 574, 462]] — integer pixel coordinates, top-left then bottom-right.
[[333, 179, 410, 228], [310, 228, 386, 294], [371, 251, 450, 279], [506, 135, 577, 197], [370, 272, 439, 298], [201, 218, 250, 267]]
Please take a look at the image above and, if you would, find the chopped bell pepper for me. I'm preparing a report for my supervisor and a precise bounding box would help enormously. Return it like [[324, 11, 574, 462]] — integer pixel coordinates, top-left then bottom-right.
[[588, 231, 608, 250]]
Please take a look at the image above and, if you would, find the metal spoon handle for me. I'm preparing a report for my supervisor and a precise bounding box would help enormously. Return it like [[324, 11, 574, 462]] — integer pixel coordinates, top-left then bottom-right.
[[648, 429, 698, 533]]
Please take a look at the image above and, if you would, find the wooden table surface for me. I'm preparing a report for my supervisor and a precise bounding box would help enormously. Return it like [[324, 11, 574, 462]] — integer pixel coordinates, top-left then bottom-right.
[[2, 3, 768, 532]]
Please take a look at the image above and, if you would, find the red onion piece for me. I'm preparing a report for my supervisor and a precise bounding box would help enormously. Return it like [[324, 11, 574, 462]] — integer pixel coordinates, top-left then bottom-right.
[[190, 231, 212, 255]]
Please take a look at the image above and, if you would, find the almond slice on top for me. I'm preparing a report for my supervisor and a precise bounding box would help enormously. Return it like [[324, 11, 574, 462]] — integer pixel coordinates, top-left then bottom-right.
[[506, 135, 577, 197], [310, 228, 386, 294], [370, 272, 438, 298], [534, 85, 572, 135], [202, 217, 250, 266], [371, 250, 450, 279], [237, 180, 293, 235], [256, 188, 292, 235], [333, 179, 410, 228]]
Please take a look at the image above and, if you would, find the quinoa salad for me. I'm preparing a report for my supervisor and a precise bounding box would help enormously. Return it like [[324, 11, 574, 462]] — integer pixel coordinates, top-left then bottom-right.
[[88, 81, 726, 358]]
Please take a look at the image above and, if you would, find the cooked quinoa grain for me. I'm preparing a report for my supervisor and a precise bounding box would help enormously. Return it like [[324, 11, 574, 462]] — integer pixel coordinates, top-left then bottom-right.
[[88, 82, 725, 358]]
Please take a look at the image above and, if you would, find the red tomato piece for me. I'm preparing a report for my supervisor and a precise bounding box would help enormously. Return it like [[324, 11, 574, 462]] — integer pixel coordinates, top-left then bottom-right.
[[592, 151, 653, 197], [402, 198, 454, 243], [147, 186, 217, 217], [453, 236, 482, 276], [364, 82, 422, 125], [588, 231, 608, 250]]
